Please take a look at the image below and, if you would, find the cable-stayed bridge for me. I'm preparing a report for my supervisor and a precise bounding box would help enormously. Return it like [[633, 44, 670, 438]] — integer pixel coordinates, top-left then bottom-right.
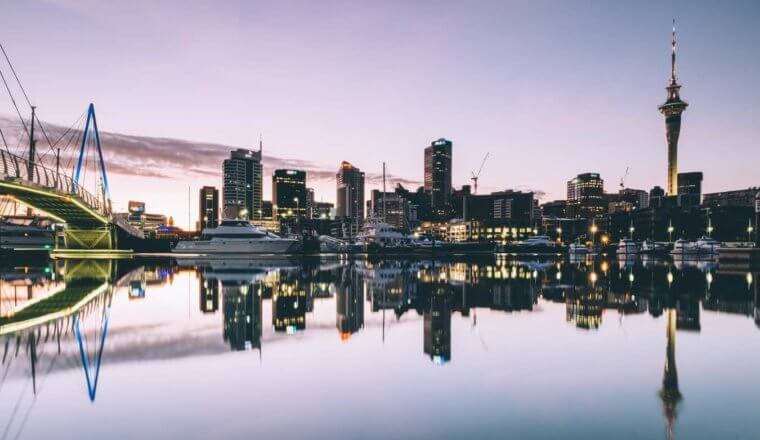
[[0, 44, 143, 250]]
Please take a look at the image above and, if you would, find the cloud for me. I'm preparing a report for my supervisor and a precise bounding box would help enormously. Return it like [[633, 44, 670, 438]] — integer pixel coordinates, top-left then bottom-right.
[[0, 115, 422, 187]]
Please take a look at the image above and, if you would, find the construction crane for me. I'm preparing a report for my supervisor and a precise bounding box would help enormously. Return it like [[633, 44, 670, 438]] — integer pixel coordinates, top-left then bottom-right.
[[470, 152, 490, 195], [619, 166, 629, 189]]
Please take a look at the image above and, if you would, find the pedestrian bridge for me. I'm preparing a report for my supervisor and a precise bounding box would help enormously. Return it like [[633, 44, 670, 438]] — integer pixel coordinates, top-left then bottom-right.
[[0, 104, 143, 250]]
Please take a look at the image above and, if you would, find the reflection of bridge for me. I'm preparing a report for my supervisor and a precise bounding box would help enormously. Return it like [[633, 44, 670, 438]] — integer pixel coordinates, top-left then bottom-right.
[[1, 104, 143, 250]]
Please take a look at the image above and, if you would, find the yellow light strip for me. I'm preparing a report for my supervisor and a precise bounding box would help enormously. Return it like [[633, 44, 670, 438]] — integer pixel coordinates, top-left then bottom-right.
[[0, 181, 108, 224], [0, 283, 109, 335]]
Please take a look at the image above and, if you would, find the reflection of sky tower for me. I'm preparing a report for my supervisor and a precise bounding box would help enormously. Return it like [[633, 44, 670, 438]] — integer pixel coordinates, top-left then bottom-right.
[[658, 20, 688, 196], [659, 309, 682, 440]]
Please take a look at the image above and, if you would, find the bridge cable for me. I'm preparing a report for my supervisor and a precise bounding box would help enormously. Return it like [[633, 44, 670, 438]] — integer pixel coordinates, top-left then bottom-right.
[[0, 68, 29, 138], [0, 43, 56, 157], [0, 127, 12, 155]]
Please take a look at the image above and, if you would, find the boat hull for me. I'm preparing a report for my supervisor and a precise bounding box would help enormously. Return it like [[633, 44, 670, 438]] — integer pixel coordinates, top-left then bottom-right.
[[172, 239, 302, 255]]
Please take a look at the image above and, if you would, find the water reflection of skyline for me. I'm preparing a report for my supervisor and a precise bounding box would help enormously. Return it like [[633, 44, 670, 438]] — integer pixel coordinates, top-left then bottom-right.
[[1, 256, 759, 439]]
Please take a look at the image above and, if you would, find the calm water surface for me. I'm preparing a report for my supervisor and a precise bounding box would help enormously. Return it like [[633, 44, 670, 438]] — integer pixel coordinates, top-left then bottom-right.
[[1, 255, 759, 439]]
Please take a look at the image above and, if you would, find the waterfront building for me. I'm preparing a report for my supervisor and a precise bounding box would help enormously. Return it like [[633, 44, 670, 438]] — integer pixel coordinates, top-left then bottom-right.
[[313, 201, 333, 219], [336, 161, 365, 237], [125, 200, 167, 235], [198, 186, 219, 230], [424, 138, 453, 218], [658, 22, 688, 195], [703, 187, 760, 208], [223, 148, 263, 221], [272, 169, 307, 220], [541, 200, 568, 218], [677, 171, 703, 206], [369, 190, 409, 230], [567, 173, 605, 218], [261, 200, 273, 218], [305, 188, 315, 218], [619, 188, 650, 210]]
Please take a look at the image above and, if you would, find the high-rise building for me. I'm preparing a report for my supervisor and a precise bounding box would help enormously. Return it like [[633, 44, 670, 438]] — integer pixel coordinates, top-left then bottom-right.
[[703, 187, 760, 208], [198, 186, 219, 230], [272, 169, 307, 220], [567, 173, 605, 218], [677, 171, 703, 206], [424, 138, 453, 217], [305, 188, 315, 218], [658, 21, 688, 195], [370, 190, 409, 230], [223, 148, 263, 220], [336, 161, 365, 235]]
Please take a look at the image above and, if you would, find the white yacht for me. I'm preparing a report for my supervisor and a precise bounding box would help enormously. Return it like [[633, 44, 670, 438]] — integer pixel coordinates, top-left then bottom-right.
[[616, 238, 639, 256], [568, 242, 589, 255], [173, 220, 301, 255], [517, 236, 556, 248], [356, 219, 407, 247], [670, 239, 698, 257], [640, 239, 668, 255], [695, 236, 721, 255]]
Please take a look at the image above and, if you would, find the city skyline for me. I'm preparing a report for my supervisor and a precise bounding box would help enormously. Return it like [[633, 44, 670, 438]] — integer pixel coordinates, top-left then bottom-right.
[[1, 1, 759, 228]]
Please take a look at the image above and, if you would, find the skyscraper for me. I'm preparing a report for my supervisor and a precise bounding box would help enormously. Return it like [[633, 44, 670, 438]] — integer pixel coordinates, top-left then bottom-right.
[[272, 169, 307, 220], [567, 173, 605, 218], [223, 147, 263, 220], [336, 161, 365, 235], [424, 138, 453, 217], [677, 171, 703, 206], [198, 186, 219, 230], [658, 21, 688, 196]]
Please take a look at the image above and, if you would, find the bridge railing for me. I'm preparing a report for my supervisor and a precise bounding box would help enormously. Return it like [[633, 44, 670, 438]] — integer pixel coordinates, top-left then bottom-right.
[[0, 150, 108, 217]]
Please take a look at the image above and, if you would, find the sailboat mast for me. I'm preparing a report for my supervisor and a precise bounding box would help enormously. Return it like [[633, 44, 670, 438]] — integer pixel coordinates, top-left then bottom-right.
[[382, 162, 386, 222]]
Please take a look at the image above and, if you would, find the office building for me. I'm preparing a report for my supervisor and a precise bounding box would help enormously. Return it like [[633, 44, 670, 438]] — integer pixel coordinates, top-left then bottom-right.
[[272, 169, 307, 220], [424, 138, 453, 217], [370, 190, 409, 230], [336, 161, 365, 236], [703, 188, 760, 208], [223, 148, 263, 220], [658, 23, 688, 195], [198, 186, 219, 230], [677, 172, 702, 196], [305, 188, 315, 218], [313, 202, 333, 219], [619, 188, 650, 210], [567, 173, 605, 218], [125, 200, 167, 235]]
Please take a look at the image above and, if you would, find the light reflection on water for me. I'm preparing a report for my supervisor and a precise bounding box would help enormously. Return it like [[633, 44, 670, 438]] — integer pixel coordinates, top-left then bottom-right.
[[0, 255, 759, 439]]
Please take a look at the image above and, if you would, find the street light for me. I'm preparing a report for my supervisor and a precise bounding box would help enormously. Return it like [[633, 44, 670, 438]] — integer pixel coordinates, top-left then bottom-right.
[[293, 197, 300, 233], [748, 224, 754, 243], [556, 227, 563, 244], [667, 224, 674, 243], [629, 226, 635, 239], [590, 223, 598, 247]]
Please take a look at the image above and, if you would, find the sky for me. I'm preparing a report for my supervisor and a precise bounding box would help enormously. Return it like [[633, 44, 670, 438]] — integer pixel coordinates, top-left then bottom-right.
[[1, 0, 759, 229]]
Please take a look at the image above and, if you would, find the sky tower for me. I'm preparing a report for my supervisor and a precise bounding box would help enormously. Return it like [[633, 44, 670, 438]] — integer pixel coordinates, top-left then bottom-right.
[[658, 20, 689, 195]]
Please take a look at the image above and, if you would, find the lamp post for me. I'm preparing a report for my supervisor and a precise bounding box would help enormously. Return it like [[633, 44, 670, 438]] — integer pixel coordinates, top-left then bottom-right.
[[556, 227, 563, 244], [667, 223, 674, 243], [629, 226, 635, 240], [590, 223, 598, 247]]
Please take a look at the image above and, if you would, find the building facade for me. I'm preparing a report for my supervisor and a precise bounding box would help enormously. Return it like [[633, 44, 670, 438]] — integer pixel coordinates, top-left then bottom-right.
[[567, 173, 605, 218], [424, 138, 453, 218], [223, 148, 263, 220], [677, 171, 703, 206], [336, 161, 365, 236], [272, 169, 307, 220], [198, 186, 219, 230]]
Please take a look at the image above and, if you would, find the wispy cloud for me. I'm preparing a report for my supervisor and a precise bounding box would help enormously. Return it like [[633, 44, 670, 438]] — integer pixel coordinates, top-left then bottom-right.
[[0, 115, 421, 188]]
